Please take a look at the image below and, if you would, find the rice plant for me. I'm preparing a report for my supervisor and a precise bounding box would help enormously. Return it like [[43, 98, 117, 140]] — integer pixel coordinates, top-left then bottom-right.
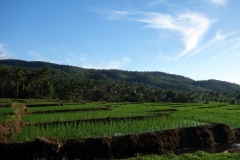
[[13, 116, 207, 142]]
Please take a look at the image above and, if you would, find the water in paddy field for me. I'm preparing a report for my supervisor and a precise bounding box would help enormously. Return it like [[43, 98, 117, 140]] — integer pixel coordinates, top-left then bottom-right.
[[175, 138, 240, 154]]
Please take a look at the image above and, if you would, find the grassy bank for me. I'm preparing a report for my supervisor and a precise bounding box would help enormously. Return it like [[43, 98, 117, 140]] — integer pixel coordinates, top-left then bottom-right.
[[128, 151, 240, 160]]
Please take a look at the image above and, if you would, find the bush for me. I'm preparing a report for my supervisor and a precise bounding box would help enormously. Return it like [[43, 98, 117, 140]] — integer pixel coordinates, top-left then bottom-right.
[[230, 99, 236, 104], [204, 100, 209, 104]]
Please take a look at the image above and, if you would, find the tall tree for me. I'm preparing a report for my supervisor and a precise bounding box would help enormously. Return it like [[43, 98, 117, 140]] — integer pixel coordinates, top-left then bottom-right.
[[0, 67, 10, 98], [236, 94, 240, 105], [14, 67, 24, 98], [37, 68, 50, 98], [25, 71, 37, 99]]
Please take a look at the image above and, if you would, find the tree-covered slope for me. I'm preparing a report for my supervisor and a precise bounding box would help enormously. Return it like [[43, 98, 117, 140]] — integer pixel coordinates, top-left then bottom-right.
[[192, 80, 240, 93], [0, 59, 240, 92]]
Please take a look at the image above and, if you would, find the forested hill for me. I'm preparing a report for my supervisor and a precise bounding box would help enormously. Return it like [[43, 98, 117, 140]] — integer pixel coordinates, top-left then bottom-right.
[[1, 59, 240, 93]]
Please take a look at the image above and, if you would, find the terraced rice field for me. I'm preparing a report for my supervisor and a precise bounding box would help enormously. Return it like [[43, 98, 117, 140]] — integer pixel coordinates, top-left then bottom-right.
[[1, 100, 240, 159], [0, 107, 15, 122], [0, 101, 236, 142], [1, 101, 240, 141]]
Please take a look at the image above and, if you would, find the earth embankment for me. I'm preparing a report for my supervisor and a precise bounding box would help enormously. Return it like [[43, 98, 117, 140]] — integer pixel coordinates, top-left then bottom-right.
[[0, 123, 237, 160]]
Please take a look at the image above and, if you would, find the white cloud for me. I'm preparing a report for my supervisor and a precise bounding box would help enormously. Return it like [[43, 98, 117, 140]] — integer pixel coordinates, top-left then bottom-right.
[[213, 31, 239, 41], [122, 57, 130, 63], [231, 44, 240, 50], [79, 55, 87, 62], [83, 57, 130, 69], [106, 61, 122, 69], [29, 50, 61, 63], [210, 0, 226, 5], [66, 57, 71, 63], [214, 32, 225, 40], [154, 52, 171, 63], [178, 13, 211, 56], [183, 31, 240, 60], [176, 63, 187, 69], [29, 51, 43, 61], [83, 61, 120, 69], [147, 0, 166, 7], [92, 8, 134, 20], [138, 11, 212, 59], [0, 44, 12, 59], [64, 50, 74, 58], [99, 9, 212, 59]]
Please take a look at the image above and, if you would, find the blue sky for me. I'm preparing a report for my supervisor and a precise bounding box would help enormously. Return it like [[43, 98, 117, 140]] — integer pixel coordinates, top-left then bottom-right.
[[1, 0, 240, 84]]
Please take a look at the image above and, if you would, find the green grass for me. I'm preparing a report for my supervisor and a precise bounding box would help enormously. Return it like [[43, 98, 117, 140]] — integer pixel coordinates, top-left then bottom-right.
[[0, 107, 15, 114], [10, 102, 240, 141], [0, 114, 15, 122], [0, 107, 15, 122], [22, 110, 154, 123], [127, 151, 240, 160], [28, 104, 105, 112], [13, 116, 206, 141], [6, 101, 240, 159], [23, 102, 176, 123], [171, 105, 240, 128]]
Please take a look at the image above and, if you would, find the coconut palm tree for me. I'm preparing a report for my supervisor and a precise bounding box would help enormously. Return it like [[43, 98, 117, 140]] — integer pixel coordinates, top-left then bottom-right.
[[0, 66, 10, 98], [14, 66, 24, 98], [25, 71, 37, 99], [37, 67, 50, 98]]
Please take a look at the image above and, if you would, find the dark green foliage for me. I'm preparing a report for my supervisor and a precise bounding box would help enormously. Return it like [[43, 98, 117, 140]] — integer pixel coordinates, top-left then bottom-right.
[[0, 59, 240, 102], [230, 99, 236, 104], [193, 80, 240, 93], [236, 94, 240, 104]]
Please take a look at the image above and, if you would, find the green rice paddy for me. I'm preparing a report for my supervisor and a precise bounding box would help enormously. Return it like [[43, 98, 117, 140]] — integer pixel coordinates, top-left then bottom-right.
[[1, 101, 240, 142]]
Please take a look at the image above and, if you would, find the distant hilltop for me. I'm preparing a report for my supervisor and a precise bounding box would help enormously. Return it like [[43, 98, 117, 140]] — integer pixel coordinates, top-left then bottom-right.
[[1, 59, 240, 93]]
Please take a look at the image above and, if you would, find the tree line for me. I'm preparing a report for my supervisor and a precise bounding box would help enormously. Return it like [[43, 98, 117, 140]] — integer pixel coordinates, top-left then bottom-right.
[[1, 59, 240, 93], [0, 66, 240, 103]]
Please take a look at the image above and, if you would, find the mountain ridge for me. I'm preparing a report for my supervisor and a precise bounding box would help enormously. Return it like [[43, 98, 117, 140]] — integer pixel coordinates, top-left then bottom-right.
[[0, 59, 240, 93]]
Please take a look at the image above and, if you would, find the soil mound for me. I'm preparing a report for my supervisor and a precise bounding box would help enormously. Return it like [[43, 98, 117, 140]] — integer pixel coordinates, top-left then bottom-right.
[[0, 120, 21, 143], [234, 128, 240, 137], [33, 137, 63, 159], [0, 103, 29, 142], [11, 103, 30, 116], [0, 123, 237, 160]]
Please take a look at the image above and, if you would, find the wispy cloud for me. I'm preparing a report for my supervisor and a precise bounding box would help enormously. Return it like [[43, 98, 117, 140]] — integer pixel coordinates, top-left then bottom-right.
[[91, 8, 134, 20], [184, 31, 240, 60], [175, 63, 187, 69], [64, 49, 75, 58], [62, 49, 76, 64], [213, 31, 239, 41], [121, 57, 130, 63], [231, 44, 240, 50], [28, 51, 43, 61], [83, 57, 130, 69], [97, 9, 212, 60], [147, 0, 166, 7], [210, 0, 226, 5], [0, 44, 12, 59], [179, 14, 211, 57], [79, 55, 87, 62], [108, 11, 132, 20], [154, 51, 171, 63], [135, 12, 210, 59], [66, 57, 71, 63]]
